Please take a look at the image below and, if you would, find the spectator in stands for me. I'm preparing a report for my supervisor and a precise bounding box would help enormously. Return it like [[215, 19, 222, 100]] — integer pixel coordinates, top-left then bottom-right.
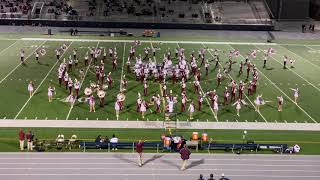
[[207, 173, 215, 180], [18, 129, 25, 151], [198, 174, 205, 180], [95, 135, 102, 148], [110, 134, 119, 150], [26, 130, 34, 151], [136, 139, 144, 167], [179, 144, 191, 171]]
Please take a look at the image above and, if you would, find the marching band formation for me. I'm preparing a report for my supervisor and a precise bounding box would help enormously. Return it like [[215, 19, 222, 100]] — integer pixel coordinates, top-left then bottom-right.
[[24, 41, 300, 120]]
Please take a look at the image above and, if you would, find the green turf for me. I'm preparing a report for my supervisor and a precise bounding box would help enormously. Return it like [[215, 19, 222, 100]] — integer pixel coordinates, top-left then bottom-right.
[[0, 36, 319, 123], [0, 127, 319, 154]]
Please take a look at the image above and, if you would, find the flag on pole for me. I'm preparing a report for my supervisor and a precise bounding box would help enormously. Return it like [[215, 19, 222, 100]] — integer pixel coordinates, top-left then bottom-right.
[[267, 47, 275, 54], [250, 50, 257, 58]]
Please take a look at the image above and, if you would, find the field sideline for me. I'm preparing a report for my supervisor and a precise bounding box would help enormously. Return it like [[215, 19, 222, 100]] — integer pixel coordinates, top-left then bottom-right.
[[0, 36, 319, 125]]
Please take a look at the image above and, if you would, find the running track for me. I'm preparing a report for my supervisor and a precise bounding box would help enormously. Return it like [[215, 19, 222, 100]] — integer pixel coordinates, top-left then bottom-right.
[[0, 153, 319, 180]]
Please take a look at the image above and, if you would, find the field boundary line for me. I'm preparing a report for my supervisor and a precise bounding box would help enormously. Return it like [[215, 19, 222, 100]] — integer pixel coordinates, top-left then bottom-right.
[[65, 41, 100, 120], [119, 42, 126, 91], [0, 40, 47, 84], [21, 38, 277, 46], [177, 43, 218, 121], [14, 42, 74, 120], [279, 45, 320, 70], [238, 45, 317, 123], [2, 120, 320, 130], [203, 44, 267, 122], [0, 40, 19, 56], [255, 45, 320, 92]]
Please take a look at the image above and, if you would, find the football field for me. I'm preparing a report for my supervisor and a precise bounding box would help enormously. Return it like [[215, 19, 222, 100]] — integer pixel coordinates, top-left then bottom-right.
[[0, 36, 319, 124]]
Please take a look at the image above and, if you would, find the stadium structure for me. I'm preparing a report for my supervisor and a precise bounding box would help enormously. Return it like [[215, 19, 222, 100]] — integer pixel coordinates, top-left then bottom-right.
[[0, 0, 319, 180]]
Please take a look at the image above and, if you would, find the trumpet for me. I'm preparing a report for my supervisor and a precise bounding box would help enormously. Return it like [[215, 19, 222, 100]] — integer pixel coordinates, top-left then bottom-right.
[[117, 93, 126, 102]]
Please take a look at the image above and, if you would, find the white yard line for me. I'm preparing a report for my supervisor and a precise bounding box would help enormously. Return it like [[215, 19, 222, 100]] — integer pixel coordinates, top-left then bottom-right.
[[14, 42, 73, 120], [203, 44, 267, 123], [255, 45, 320, 93], [0, 40, 47, 84], [234, 45, 317, 123], [279, 45, 320, 70], [0, 40, 19, 56], [177, 43, 218, 121], [65, 41, 100, 120], [119, 42, 126, 91]]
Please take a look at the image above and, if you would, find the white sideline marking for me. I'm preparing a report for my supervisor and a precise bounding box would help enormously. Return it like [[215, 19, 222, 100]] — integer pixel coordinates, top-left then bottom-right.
[[251, 45, 317, 123], [256, 45, 320, 92], [65, 41, 100, 120], [20, 38, 278, 46], [14, 42, 73, 120], [0, 40, 47, 84], [205, 44, 267, 122]]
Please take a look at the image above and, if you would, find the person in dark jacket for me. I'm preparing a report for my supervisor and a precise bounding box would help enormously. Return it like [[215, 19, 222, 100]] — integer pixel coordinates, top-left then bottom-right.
[[207, 173, 215, 180], [179, 144, 191, 170], [198, 174, 205, 180]]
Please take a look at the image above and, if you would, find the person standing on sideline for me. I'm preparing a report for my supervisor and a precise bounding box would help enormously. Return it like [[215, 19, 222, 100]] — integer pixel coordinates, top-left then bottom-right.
[[179, 144, 191, 171], [26, 131, 33, 151], [18, 129, 25, 151], [136, 140, 145, 167]]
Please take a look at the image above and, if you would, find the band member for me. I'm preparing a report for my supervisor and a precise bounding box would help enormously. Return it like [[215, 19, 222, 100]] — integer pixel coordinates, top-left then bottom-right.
[[289, 58, 295, 68], [255, 94, 264, 112], [121, 75, 127, 90], [48, 85, 55, 102], [204, 59, 210, 75], [89, 95, 95, 112], [291, 88, 299, 104], [115, 100, 121, 120], [67, 92, 76, 108], [74, 79, 80, 98], [94, 49, 98, 64], [140, 100, 147, 119], [28, 81, 34, 97], [238, 81, 245, 100], [277, 95, 283, 112], [56, 49, 61, 60], [98, 89, 105, 108], [193, 78, 200, 94], [172, 70, 177, 84], [239, 60, 243, 75], [58, 71, 63, 86], [99, 71, 105, 86], [181, 91, 187, 112], [68, 78, 73, 94], [232, 99, 242, 117], [84, 52, 89, 66], [246, 62, 251, 80], [188, 101, 195, 120], [79, 69, 84, 80], [223, 87, 230, 106], [230, 84, 237, 103], [263, 53, 268, 68], [106, 72, 113, 88], [217, 72, 222, 86], [73, 49, 77, 59], [101, 48, 106, 62], [126, 57, 131, 73], [283, 55, 287, 69], [74, 58, 78, 67], [20, 49, 25, 63], [35, 51, 39, 63], [143, 79, 148, 96], [68, 57, 73, 72], [247, 81, 253, 96], [181, 79, 186, 93], [112, 56, 117, 70], [155, 94, 161, 113]]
